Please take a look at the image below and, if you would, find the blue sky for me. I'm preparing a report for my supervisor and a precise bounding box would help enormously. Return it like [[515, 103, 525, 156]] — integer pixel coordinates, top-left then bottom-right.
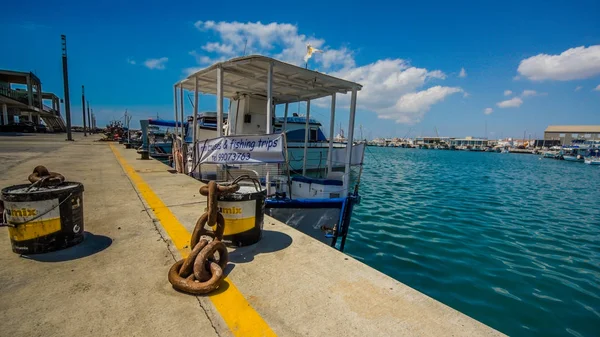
[[1, 0, 599, 139]]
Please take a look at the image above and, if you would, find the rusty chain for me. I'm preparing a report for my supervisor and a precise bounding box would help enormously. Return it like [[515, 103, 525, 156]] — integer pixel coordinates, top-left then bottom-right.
[[168, 181, 240, 294], [28, 165, 65, 187]]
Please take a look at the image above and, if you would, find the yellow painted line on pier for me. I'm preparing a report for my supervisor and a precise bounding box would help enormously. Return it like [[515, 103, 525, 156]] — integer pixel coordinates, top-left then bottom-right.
[[109, 144, 276, 337]]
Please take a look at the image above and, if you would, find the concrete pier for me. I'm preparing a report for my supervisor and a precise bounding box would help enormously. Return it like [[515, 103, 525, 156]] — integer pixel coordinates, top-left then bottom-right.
[[0, 133, 504, 337]]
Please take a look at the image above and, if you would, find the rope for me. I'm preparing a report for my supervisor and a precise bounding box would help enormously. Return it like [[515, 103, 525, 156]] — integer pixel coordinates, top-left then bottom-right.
[[1, 166, 68, 228], [0, 193, 73, 227]]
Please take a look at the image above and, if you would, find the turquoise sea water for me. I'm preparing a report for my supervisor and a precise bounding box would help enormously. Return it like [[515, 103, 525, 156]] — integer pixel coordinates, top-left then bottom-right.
[[346, 147, 600, 337]]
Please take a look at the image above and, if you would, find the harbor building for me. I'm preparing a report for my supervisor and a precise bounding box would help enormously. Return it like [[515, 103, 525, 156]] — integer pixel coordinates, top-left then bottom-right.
[[414, 137, 452, 146], [449, 136, 489, 148], [0, 69, 66, 131], [533, 139, 561, 148], [544, 125, 600, 145]]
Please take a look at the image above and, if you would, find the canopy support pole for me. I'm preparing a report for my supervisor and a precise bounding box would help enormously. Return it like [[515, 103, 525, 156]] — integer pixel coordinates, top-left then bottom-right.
[[179, 85, 186, 174], [265, 62, 275, 194], [283, 103, 289, 133], [302, 100, 311, 176], [193, 77, 199, 176], [344, 88, 357, 190], [327, 93, 336, 176], [173, 85, 179, 141], [217, 65, 224, 137], [179, 85, 184, 139], [266, 62, 273, 135]]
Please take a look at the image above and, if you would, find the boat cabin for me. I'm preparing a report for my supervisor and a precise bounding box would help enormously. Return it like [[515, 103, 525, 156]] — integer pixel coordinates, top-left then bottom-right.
[[274, 116, 327, 143]]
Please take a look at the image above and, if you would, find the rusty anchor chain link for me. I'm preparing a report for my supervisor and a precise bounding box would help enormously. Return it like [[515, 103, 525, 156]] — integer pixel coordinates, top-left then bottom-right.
[[28, 165, 65, 187], [168, 181, 240, 294]]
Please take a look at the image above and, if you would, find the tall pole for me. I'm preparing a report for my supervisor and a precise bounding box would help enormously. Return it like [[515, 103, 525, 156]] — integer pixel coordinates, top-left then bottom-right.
[[87, 101, 92, 133], [327, 93, 336, 175], [216, 66, 224, 137], [61, 35, 73, 141], [173, 85, 179, 140], [345, 88, 358, 189], [125, 109, 130, 142], [81, 85, 87, 136], [302, 100, 310, 175], [266, 62, 273, 134], [179, 85, 184, 139], [283, 103, 289, 133], [193, 77, 199, 174]]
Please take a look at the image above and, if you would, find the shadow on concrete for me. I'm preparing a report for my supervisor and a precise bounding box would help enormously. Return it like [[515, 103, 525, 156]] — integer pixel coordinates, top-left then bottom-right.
[[0, 132, 31, 137], [228, 230, 293, 264], [21, 231, 112, 262], [209, 278, 231, 296]]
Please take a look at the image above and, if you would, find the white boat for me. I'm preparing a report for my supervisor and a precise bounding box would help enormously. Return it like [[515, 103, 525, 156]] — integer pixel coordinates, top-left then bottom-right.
[[585, 148, 600, 165], [560, 147, 586, 162], [170, 55, 366, 251], [584, 157, 600, 165], [182, 114, 352, 173]]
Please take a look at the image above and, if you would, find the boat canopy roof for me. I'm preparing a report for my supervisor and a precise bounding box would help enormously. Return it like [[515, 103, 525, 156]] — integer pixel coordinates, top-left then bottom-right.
[[177, 55, 362, 104]]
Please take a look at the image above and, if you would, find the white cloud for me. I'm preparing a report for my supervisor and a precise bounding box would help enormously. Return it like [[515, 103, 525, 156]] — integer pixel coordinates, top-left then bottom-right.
[[517, 45, 600, 81], [194, 21, 330, 68], [126, 58, 136, 65], [484, 108, 493, 115], [201, 42, 235, 55], [520, 89, 547, 97], [497, 97, 523, 108], [594, 84, 600, 91], [190, 21, 458, 124], [329, 59, 453, 123], [144, 57, 168, 70], [376, 86, 463, 124], [575, 86, 583, 91], [458, 67, 467, 78], [320, 47, 355, 70], [504, 90, 513, 96]]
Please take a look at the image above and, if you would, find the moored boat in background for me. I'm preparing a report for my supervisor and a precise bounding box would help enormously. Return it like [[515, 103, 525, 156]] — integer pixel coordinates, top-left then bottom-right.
[[584, 157, 600, 165]]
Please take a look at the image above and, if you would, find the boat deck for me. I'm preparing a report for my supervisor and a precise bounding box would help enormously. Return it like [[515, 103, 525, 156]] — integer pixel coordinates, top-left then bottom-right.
[[0, 133, 504, 337]]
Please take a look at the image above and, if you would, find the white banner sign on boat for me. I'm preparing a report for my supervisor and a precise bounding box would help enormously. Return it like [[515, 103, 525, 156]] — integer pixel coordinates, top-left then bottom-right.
[[197, 134, 285, 164]]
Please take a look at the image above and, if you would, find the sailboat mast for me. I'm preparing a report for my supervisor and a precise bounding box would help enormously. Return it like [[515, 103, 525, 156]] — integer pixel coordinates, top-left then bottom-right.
[[485, 121, 487, 139]]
